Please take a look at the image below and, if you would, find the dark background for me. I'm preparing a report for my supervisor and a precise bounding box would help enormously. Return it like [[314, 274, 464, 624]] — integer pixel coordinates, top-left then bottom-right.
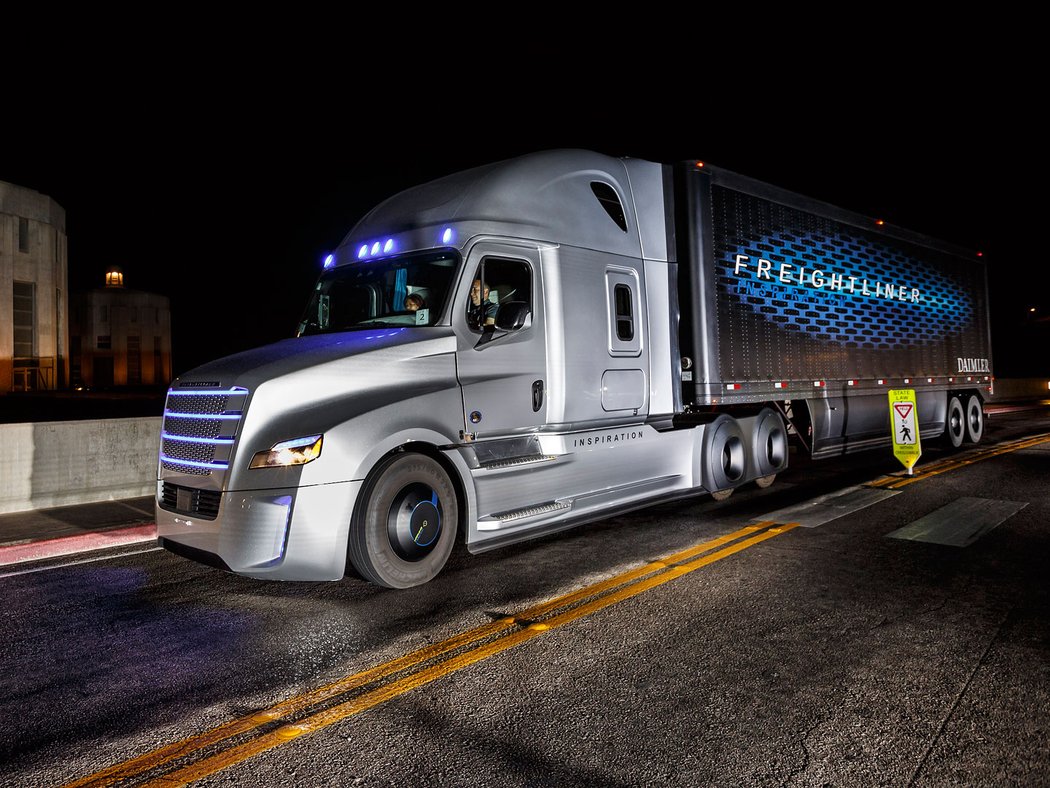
[[3, 73, 1044, 381]]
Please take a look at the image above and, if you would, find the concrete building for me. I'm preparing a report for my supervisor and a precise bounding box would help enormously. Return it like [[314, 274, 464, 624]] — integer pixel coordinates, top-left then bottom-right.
[[0, 180, 68, 392], [70, 267, 172, 388]]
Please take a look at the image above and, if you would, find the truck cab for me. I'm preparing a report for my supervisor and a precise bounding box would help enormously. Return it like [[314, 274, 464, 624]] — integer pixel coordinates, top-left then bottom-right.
[[156, 150, 728, 588]]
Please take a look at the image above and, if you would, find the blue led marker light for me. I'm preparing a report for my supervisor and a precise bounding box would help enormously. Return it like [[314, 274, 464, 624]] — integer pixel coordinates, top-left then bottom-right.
[[159, 456, 230, 470], [354, 238, 401, 259], [323, 253, 335, 269], [161, 433, 235, 445], [165, 388, 247, 396], [163, 411, 242, 420], [441, 227, 453, 244]]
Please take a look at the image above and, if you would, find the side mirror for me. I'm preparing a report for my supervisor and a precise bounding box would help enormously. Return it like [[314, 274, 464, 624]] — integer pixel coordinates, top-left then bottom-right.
[[495, 301, 530, 331]]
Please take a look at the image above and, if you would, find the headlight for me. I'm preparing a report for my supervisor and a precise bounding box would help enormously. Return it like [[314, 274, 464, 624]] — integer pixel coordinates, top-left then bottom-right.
[[249, 435, 323, 469]]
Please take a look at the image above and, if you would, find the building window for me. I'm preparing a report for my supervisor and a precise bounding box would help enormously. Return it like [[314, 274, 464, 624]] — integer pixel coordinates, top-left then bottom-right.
[[18, 217, 29, 252], [97, 336, 112, 350], [70, 336, 82, 385], [154, 336, 163, 383], [13, 281, 35, 357], [127, 336, 141, 385]]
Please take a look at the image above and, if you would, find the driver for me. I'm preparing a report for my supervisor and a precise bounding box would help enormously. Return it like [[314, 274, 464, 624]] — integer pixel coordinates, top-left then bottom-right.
[[467, 279, 497, 329]]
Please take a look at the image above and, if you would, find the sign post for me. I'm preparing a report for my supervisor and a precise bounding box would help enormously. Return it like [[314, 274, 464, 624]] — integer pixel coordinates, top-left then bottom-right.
[[889, 389, 921, 474]]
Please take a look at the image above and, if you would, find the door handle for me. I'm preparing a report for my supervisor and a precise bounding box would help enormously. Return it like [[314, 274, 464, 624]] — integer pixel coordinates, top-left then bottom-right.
[[532, 380, 544, 412]]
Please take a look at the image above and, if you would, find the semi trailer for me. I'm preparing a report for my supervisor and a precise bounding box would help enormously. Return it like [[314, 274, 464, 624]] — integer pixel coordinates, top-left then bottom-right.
[[156, 149, 993, 588]]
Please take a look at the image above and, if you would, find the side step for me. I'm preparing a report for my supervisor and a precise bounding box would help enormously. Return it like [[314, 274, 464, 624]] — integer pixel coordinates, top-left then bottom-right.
[[477, 454, 559, 472], [477, 500, 571, 530]]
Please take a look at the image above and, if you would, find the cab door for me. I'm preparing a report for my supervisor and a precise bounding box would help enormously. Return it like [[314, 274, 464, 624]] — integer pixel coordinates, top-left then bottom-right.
[[454, 242, 547, 438]]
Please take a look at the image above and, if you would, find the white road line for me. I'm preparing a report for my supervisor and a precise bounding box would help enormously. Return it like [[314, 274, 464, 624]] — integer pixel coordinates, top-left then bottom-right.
[[0, 547, 163, 579]]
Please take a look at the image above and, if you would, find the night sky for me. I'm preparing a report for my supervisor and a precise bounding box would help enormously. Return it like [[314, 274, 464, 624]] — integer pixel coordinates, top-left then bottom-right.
[[3, 85, 1044, 380]]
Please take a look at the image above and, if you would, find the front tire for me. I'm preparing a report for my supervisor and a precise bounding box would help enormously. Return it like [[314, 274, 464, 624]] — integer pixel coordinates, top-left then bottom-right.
[[348, 453, 458, 589]]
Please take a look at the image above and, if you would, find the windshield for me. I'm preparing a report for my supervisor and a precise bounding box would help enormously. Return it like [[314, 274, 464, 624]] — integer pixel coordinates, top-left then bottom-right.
[[296, 250, 459, 336]]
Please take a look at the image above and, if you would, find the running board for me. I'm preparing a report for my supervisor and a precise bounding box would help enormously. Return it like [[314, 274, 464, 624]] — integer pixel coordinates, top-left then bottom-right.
[[478, 500, 572, 530], [477, 454, 559, 472]]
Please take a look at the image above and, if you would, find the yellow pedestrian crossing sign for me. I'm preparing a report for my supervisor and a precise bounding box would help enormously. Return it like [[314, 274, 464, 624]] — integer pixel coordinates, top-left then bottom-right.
[[889, 389, 921, 474]]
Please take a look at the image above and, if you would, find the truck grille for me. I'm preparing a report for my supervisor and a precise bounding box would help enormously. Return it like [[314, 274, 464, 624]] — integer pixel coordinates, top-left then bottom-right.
[[160, 387, 248, 476], [159, 482, 222, 519]]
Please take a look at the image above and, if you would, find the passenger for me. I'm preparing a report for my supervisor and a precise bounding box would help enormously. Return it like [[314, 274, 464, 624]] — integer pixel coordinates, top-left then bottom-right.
[[468, 279, 498, 329], [405, 293, 426, 311]]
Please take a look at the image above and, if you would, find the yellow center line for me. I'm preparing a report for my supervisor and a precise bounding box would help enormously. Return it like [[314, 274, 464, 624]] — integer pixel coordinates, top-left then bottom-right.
[[142, 523, 800, 788], [65, 522, 774, 788], [866, 433, 1050, 489]]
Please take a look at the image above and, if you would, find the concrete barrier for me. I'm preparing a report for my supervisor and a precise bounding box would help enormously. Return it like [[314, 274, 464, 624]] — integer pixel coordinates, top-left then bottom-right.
[[1, 378, 1047, 515], [989, 378, 1050, 402], [0, 417, 161, 514]]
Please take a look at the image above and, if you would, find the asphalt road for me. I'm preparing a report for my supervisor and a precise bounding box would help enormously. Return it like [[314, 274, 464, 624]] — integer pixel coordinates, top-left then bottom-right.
[[3, 407, 1049, 787]]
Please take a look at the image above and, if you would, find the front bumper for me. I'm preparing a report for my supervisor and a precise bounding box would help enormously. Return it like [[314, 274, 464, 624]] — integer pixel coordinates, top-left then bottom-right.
[[156, 479, 362, 581]]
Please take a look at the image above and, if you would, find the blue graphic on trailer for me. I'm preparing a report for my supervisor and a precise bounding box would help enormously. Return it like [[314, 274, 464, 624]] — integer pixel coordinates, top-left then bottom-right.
[[721, 231, 972, 348]]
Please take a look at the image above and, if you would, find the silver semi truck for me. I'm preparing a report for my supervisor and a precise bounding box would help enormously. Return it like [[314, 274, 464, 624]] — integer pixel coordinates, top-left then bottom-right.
[[156, 149, 993, 588]]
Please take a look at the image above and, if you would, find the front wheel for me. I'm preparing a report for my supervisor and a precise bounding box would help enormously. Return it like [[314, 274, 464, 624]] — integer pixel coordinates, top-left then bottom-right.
[[348, 453, 458, 589]]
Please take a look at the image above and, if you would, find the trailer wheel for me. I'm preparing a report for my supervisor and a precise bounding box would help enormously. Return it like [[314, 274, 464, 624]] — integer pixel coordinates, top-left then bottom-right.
[[751, 407, 788, 484], [348, 453, 458, 589], [964, 395, 984, 444], [702, 414, 747, 499], [945, 396, 965, 448]]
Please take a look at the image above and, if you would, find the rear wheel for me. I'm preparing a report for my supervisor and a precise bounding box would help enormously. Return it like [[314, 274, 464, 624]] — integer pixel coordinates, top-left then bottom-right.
[[348, 453, 458, 589], [751, 407, 788, 486], [945, 395, 965, 448], [702, 414, 747, 501], [964, 395, 984, 444]]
